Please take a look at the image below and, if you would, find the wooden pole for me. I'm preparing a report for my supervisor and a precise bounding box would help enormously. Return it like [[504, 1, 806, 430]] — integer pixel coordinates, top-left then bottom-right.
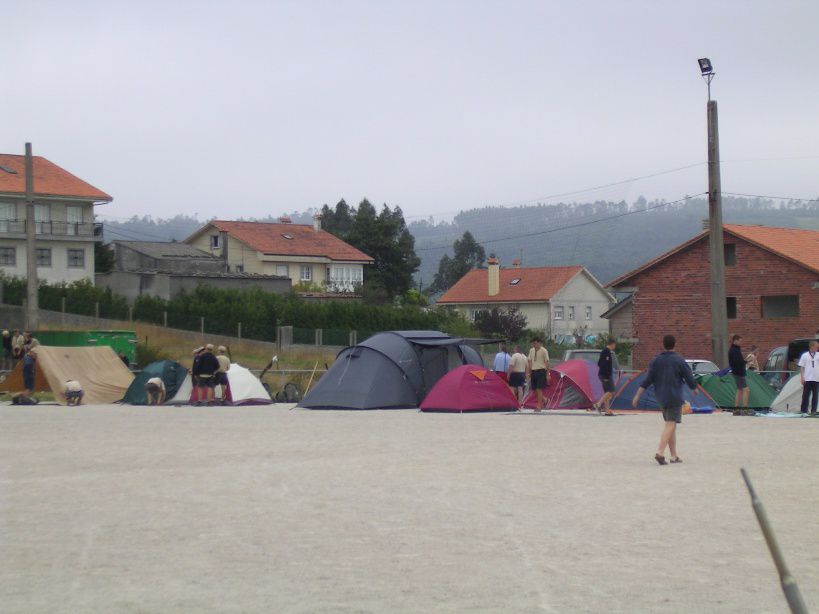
[[707, 100, 728, 366], [24, 143, 39, 330]]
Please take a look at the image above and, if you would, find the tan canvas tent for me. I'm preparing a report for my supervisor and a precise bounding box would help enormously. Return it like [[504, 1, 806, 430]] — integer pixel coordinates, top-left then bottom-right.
[[0, 346, 134, 404]]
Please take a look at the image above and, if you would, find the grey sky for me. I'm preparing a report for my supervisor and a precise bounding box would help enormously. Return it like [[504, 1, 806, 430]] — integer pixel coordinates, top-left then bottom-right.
[[2, 0, 818, 224]]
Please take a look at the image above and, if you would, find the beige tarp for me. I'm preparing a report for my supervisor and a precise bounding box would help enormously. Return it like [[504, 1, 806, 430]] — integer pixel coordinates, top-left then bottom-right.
[[0, 346, 134, 405]]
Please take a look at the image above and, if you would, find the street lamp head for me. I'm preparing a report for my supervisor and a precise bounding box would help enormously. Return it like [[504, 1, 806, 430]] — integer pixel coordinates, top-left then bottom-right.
[[698, 58, 714, 75]]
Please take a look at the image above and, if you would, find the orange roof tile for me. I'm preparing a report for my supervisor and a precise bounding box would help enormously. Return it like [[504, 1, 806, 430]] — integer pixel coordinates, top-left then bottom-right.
[[201, 220, 373, 262], [608, 224, 819, 286], [0, 154, 111, 201], [438, 265, 584, 304]]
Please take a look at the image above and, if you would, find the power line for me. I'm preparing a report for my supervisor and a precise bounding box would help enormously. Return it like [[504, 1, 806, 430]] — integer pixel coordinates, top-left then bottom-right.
[[722, 191, 819, 203], [415, 192, 707, 253]]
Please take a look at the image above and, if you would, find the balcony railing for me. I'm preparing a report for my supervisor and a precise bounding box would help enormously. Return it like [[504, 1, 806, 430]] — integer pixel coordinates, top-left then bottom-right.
[[0, 219, 103, 238]]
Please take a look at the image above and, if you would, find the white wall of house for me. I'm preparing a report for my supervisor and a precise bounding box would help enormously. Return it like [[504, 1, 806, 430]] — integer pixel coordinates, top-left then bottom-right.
[[446, 302, 551, 330], [548, 272, 612, 340], [0, 239, 94, 284]]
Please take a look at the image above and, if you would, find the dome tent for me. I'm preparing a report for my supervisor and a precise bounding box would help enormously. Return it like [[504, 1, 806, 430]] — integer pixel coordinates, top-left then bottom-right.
[[420, 365, 518, 412], [610, 371, 715, 412], [299, 331, 485, 410], [124, 359, 187, 405], [522, 359, 605, 410]]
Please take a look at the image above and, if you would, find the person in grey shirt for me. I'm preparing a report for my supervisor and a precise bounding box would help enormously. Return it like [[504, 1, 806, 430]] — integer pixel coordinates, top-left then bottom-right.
[[632, 334, 697, 465]]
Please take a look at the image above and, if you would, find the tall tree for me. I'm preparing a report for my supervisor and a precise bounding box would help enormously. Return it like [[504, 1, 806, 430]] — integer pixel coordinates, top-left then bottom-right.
[[430, 231, 486, 292], [319, 199, 354, 240]]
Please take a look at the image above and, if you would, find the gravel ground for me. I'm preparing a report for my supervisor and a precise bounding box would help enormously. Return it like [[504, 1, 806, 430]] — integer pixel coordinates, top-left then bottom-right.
[[1, 405, 817, 613]]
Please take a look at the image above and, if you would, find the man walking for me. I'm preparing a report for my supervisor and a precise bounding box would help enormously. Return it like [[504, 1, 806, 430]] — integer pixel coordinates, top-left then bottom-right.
[[527, 337, 550, 411], [798, 339, 819, 414], [492, 343, 512, 383], [728, 334, 749, 411], [594, 339, 617, 415], [632, 335, 697, 465], [507, 345, 528, 408]]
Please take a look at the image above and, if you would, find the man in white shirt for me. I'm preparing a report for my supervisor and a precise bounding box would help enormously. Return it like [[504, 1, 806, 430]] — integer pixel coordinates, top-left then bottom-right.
[[64, 380, 83, 406], [507, 345, 528, 407], [527, 338, 551, 411], [145, 377, 166, 405], [492, 344, 512, 383], [798, 340, 819, 414]]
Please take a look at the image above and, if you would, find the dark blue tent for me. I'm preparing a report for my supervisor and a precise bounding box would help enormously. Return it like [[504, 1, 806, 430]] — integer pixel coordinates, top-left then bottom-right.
[[299, 331, 484, 409], [610, 371, 716, 411], [124, 359, 188, 405]]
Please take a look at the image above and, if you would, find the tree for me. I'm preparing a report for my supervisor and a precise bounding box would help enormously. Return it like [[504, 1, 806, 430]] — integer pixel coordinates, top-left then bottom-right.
[[95, 242, 115, 273], [474, 307, 528, 341], [430, 231, 486, 293], [319, 199, 354, 240]]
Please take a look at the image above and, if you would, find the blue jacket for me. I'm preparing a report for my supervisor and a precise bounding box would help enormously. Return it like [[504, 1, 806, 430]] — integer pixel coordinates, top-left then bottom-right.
[[728, 344, 746, 376], [642, 351, 697, 409]]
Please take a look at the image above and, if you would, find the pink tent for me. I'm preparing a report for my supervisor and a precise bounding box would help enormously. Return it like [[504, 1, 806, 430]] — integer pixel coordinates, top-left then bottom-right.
[[523, 359, 605, 409], [420, 365, 519, 412]]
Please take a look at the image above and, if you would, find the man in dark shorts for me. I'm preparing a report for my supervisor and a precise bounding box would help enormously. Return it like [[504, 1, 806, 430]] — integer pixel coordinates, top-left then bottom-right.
[[632, 334, 697, 465], [507, 345, 528, 408], [728, 334, 749, 410], [594, 338, 617, 415], [527, 337, 550, 411], [194, 344, 220, 405]]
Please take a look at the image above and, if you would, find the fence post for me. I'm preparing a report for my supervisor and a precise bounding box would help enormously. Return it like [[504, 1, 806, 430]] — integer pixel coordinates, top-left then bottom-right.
[[237, 322, 242, 339], [276, 326, 281, 351], [61, 297, 66, 326], [315, 329, 322, 346], [128, 306, 133, 323], [163, 311, 168, 328], [350, 330, 357, 346], [95, 302, 99, 321], [200, 316, 205, 338]]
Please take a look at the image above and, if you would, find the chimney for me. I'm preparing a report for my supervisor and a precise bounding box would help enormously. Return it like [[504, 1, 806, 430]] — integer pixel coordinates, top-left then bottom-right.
[[488, 257, 500, 296], [278, 215, 292, 224], [511, 258, 521, 268], [312, 214, 322, 232]]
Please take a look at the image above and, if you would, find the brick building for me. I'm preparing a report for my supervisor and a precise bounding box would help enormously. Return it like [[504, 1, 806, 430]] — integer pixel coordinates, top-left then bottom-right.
[[606, 224, 819, 369]]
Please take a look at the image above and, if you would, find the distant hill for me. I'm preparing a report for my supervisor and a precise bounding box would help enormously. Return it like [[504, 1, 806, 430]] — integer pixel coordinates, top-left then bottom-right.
[[99, 196, 819, 289]]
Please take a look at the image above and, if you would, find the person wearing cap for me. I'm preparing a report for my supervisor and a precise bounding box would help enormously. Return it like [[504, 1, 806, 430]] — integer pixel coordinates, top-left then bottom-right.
[[190, 346, 204, 401], [15, 347, 38, 403], [64, 380, 84, 406], [215, 346, 231, 404], [23, 331, 39, 354], [193, 344, 220, 405]]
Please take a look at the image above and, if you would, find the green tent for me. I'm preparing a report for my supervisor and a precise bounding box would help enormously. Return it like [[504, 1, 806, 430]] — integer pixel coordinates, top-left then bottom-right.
[[124, 360, 187, 405], [696, 370, 777, 409]]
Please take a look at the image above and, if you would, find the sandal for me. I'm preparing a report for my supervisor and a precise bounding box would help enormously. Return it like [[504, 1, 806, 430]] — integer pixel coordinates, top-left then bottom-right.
[[604, 411, 615, 416], [670, 457, 683, 463], [654, 454, 667, 465]]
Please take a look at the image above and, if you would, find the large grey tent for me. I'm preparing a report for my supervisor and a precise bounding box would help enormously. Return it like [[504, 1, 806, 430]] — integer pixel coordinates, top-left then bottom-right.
[[299, 330, 485, 409]]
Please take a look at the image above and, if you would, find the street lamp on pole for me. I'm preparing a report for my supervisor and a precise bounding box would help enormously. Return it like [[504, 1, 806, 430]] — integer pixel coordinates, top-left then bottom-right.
[[699, 58, 728, 366]]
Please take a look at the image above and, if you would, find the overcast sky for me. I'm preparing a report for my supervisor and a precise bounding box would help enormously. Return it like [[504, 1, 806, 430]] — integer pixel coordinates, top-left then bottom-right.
[[2, 0, 818, 224]]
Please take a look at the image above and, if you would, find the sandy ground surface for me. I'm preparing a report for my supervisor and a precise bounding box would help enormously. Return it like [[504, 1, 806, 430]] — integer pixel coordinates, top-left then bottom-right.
[[1, 405, 818, 614]]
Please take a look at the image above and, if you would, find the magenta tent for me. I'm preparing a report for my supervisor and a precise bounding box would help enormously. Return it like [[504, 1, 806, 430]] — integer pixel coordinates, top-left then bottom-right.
[[523, 359, 605, 410], [420, 365, 519, 413]]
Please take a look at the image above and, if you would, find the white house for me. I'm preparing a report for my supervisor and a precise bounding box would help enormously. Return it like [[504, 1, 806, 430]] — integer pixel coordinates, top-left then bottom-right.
[[0, 154, 111, 284], [437, 258, 614, 341]]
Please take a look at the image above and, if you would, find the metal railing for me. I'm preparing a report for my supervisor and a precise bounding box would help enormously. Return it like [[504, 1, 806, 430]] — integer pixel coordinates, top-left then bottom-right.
[[0, 219, 103, 238]]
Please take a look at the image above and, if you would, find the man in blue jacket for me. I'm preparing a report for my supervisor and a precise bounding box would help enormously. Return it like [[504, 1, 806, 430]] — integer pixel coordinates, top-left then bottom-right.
[[728, 334, 749, 410], [632, 334, 697, 465]]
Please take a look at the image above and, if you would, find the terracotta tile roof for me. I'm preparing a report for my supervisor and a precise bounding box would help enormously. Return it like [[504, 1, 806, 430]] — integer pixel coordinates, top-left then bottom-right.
[[200, 221, 373, 262], [608, 224, 819, 286], [0, 154, 112, 201], [438, 265, 584, 304]]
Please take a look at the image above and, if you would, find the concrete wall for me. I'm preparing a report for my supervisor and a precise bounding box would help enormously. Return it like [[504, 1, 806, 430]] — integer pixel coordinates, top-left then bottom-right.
[[608, 302, 634, 341], [113, 243, 225, 275]]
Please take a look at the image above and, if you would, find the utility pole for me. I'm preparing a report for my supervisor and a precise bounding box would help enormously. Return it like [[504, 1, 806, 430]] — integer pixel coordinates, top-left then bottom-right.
[[24, 143, 39, 330], [700, 59, 728, 366]]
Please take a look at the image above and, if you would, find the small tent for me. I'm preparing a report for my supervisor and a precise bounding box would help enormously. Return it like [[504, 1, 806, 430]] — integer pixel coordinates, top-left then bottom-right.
[[522, 359, 604, 409], [165, 363, 271, 405], [420, 365, 518, 412], [610, 371, 715, 411], [0, 346, 134, 404], [696, 370, 776, 409], [299, 331, 484, 410], [123, 359, 187, 405], [770, 375, 803, 413]]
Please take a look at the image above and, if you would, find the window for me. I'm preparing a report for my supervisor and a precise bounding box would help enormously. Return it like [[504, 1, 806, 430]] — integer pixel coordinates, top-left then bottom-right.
[[210, 235, 221, 249], [67, 248, 85, 268], [585, 306, 592, 320], [554, 306, 564, 320], [34, 204, 50, 234], [0, 202, 14, 233], [509, 278, 521, 286], [282, 234, 294, 240], [36, 248, 51, 267], [568, 306, 575, 320], [300, 265, 312, 281], [0, 164, 17, 174], [0, 247, 15, 265], [762, 295, 798, 318], [66, 206, 83, 236], [276, 264, 288, 277], [724, 244, 736, 266], [235, 264, 244, 273], [726, 296, 737, 319]]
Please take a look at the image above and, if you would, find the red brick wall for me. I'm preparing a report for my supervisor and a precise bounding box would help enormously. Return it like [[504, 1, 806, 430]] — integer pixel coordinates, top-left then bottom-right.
[[619, 234, 819, 369]]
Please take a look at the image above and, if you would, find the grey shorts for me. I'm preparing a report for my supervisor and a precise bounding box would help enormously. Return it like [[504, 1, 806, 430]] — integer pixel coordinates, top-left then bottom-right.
[[733, 374, 748, 390], [599, 376, 615, 393], [662, 406, 682, 424]]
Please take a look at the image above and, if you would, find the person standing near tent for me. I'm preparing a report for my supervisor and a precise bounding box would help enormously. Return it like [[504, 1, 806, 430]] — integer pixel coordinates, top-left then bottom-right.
[[729, 334, 749, 411], [507, 345, 528, 408], [527, 338, 550, 411], [20, 347, 37, 402], [64, 380, 83, 406], [145, 377, 166, 405], [594, 339, 617, 416], [215, 346, 231, 404], [632, 334, 697, 465], [190, 346, 204, 401], [194, 344, 220, 405], [798, 339, 819, 414], [492, 344, 512, 383], [745, 345, 760, 372], [2, 330, 11, 370], [11, 329, 24, 363]]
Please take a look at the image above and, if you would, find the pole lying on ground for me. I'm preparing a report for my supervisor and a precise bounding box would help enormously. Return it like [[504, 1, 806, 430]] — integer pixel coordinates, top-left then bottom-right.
[[740, 468, 808, 614]]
